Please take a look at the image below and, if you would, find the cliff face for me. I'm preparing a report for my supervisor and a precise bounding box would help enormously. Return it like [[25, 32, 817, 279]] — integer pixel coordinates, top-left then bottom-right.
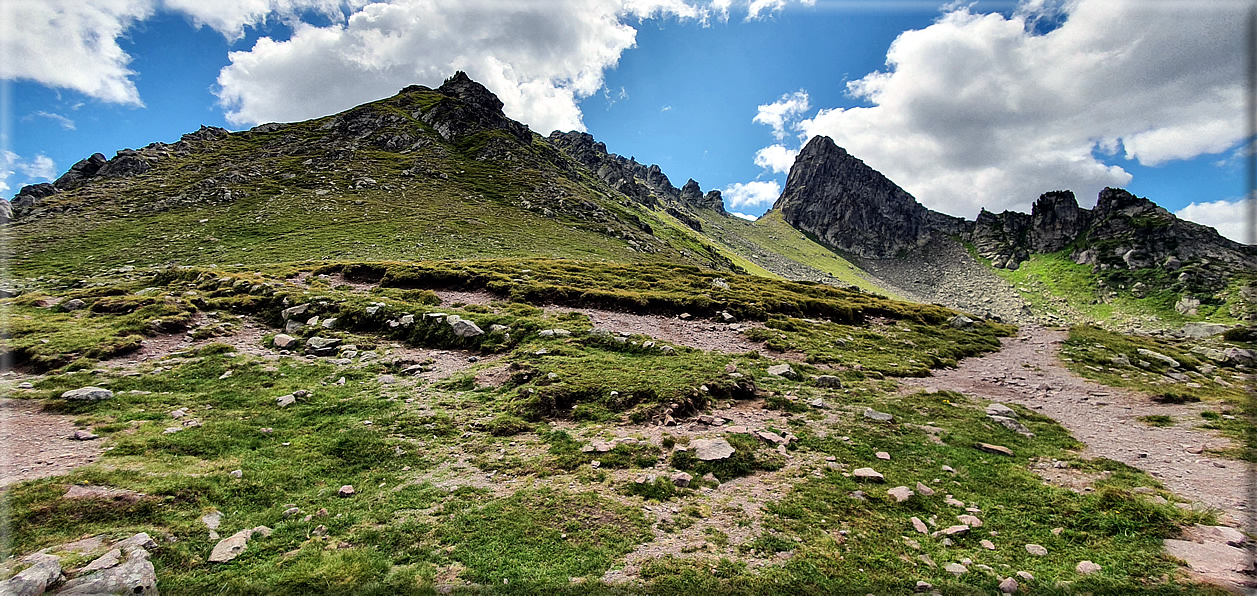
[[772, 135, 965, 258]]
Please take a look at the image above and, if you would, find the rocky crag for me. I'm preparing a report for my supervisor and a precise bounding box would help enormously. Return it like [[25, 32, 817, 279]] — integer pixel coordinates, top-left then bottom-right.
[[774, 135, 1257, 323]]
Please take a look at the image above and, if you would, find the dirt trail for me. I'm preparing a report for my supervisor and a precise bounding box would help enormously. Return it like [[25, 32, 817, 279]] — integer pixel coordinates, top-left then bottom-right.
[[902, 326, 1249, 525]]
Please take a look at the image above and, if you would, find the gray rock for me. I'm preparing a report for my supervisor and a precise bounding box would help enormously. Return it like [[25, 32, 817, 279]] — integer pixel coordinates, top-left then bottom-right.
[[813, 375, 843, 388], [911, 517, 928, 534], [1182, 322, 1228, 339], [338, 485, 356, 497], [985, 403, 1017, 417], [58, 539, 158, 595], [766, 363, 799, 379], [990, 415, 1034, 437], [1137, 348, 1180, 368], [61, 298, 87, 311], [756, 430, 788, 445], [1175, 296, 1201, 315], [61, 386, 114, 401], [78, 548, 122, 573], [450, 318, 484, 337], [276, 394, 296, 407], [976, 442, 1014, 456], [852, 467, 884, 482], [73, 429, 100, 440], [281, 303, 309, 320], [944, 562, 967, 576], [999, 577, 1019, 593], [272, 334, 299, 349], [863, 408, 894, 422], [1025, 544, 1047, 556], [670, 472, 693, 488], [691, 438, 736, 461], [957, 514, 983, 528], [0, 553, 62, 596], [915, 482, 935, 497], [1191, 524, 1246, 547], [949, 315, 975, 329], [1164, 539, 1253, 574]]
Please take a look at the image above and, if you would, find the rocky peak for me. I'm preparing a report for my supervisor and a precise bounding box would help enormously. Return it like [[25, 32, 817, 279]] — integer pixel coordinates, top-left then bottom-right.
[[774, 135, 964, 258], [421, 72, 530, 144], [436, 71, 504, 115], [1030, 190, 1088, 252]]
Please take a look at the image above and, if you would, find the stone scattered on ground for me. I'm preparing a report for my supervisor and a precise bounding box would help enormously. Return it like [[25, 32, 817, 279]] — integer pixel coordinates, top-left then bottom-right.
[[209, 526, 272, 563], [60, 387, 113, 401], [766, 363, 799, 380], [910, 517, 928, 534], [1075, 560, 1102, 575], [1025, 544, 1047, 556], [975, 442, 1014, 457], [998, 577, 1019, 593], [852, 467, 884, 482], [338, 485, 356, 498], [887, 486, 913, 502], [863, 408, 894, 422], [944, 562, 967, 576], [690, 438, 736, 461]]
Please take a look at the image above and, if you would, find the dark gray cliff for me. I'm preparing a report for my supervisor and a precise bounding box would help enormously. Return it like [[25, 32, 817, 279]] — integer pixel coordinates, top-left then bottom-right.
[[547, 130, 725, 214], [772, 135, 965, 258]]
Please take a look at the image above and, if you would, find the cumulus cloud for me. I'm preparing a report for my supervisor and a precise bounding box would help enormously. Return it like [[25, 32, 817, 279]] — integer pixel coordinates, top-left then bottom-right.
[[723, 180, 781, 209], [797, 0, 1247, 218], [729, 211, 759, 221], [753, 144, 798, 174], [0, 0, 156, 105], [753, 90, 809, 140], [162, 0, 347, 40], [0, 151, 57, 196], [212, 0, 720, 132], [1176, 198, 1253, 246]]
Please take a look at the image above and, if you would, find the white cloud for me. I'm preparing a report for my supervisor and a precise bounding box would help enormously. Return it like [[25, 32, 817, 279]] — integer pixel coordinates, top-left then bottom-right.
[[753, 90, 809, 140], [798, 0, 1248, 218], [0, 0, 156, 105], [730, 211, 759, 221], [753, 144, 797, 174], [746, 0, 786, 20], [1176, 199, 1253, 245], [31, 111, 77, 130], [661, 105, 672, 112], [723, 180, 781, 209], [161, 0, 346, 40], [214, 0, 711, 133], [1, 151, 57, 197]]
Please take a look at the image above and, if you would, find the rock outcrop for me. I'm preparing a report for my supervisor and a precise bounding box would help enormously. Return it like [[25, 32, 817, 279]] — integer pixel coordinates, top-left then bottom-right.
[[772, 135, 966, 258]]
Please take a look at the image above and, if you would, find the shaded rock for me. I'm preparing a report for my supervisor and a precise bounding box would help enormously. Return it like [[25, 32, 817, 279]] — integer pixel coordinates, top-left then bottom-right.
[[0, 553, 62, 596], [450, 318, 484, 337], [670, 472, 692, 488], [691, 438, 736, 461], [999, 577, 1019, 593], [990, 415, 1034, 437], [272, 334, 299, 350], [281, 303, 309, 320], [950, 315, 974, 329], [61, 298, 87, 311], [73, 429, 100, 440], [813, 375, 843, 388], [338, 485, 356, 497], [61, 386, 114, 401]]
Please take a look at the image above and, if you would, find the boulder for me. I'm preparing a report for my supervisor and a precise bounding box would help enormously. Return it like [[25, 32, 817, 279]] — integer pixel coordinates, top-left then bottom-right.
[[766, 363, 800, 380], [852, 467, 884, 482], [450, 318, 484, 337], [272, 334, 299, 350], [691, 438, 736, 461], [813, 375, 843, 388], [0, 553, 62, 596], [887, 486, 913, 502], [1182, 322, 1228, 339], [949, 315, 975, 329], [61, 386, 114, 401]]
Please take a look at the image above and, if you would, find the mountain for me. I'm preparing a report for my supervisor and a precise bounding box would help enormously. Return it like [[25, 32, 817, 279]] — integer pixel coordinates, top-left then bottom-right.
[[773, 135, 1257, 327]]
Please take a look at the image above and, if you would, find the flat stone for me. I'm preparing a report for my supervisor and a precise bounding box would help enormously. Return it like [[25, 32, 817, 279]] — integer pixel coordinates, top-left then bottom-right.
[[998, 577, 1018, 593], [911, 517, 928, 534], [209, 527, 270, 563], [78, 548, 122, 573], [852, 467, 885, 482], [937, 525, 969, 537], [201, 510, 222, 530], [1189, 524, 1246, 547], [985, 403, 1017, 418], [1025, 544, 1047, 556], [691, 438, 736, 461], [63, 485, 143, 502], [888, 486, 913, 502], [73, 429, 99, 440], [756, 430, 787, 445], [767, 363, 799, 379], [1164, 539, 1254, 574], [957, 514, 983, 528], [944, 562, 967, 576], [875, 451, 891, 460], [276, 394, 296, 407], [976, 442, 1014, 456], [1016, 571, 1034, 581], [981, 539, 996, 550], [915, 482, 935, 497], [863, 408, 894, 422], [61, 386, 113, 401]]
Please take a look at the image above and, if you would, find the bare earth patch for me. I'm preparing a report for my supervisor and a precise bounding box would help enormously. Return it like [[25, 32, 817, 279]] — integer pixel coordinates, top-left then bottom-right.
[[0, 398, 103, 488]]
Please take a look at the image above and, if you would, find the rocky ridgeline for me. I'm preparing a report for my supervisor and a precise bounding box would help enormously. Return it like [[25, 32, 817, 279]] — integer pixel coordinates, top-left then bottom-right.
[[548, 130, 724, 230]]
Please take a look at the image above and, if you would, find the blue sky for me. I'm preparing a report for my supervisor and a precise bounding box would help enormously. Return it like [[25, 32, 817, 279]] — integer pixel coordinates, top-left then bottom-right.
[[2, 0, 1251, 243]]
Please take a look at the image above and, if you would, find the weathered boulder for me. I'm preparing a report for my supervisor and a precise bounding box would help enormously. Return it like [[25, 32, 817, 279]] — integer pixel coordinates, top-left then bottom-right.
[[0, 553, 62, 596], [61, 387, 114, 401]]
